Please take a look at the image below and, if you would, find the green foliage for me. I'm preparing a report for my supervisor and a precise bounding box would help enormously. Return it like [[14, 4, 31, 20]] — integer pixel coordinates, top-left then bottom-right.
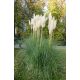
[[14, 0, 22, 28], [28, 0, 44, 15], [48, 0, 66, 19], [54, 21, 66, 45], [15, 36, 66, 80]]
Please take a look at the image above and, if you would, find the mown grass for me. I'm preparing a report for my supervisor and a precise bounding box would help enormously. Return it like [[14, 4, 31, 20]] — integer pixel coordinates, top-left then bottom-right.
[[14, 37, 66, 80]]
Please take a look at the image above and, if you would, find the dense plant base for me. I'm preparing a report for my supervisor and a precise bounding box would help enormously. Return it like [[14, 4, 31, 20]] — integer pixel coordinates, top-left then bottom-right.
[[14, 37, 66, 80]]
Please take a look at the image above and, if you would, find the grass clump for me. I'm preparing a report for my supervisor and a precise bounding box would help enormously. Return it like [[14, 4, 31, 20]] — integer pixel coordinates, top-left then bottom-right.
[[14, 36, 66, 80]]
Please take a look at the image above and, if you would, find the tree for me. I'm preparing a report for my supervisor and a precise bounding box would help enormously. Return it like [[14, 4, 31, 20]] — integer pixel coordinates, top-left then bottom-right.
[[27, 0, 44, 15], [14, 0, 29, 45], [48, 0, 66, 19]]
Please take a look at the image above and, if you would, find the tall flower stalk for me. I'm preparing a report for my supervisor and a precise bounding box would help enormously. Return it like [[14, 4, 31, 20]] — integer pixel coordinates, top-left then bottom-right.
[[48, 13, 57, 46]]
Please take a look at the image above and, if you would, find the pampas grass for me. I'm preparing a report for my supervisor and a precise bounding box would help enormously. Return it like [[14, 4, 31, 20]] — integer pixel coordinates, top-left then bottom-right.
[[14, 13, 65, 80]]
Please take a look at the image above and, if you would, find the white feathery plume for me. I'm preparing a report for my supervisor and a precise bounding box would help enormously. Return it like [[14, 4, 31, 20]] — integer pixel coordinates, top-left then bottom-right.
[[53, 19, 57, 30], [33, 13, 36, 18], [29, 20, 31, 25], [48, 13, 52, 22], [41, 16, 46, 28], [48, 19, 54, 34], [30, 18, 34, 30], [48, 14, 57, 34], [29, 14, 47, 32]]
